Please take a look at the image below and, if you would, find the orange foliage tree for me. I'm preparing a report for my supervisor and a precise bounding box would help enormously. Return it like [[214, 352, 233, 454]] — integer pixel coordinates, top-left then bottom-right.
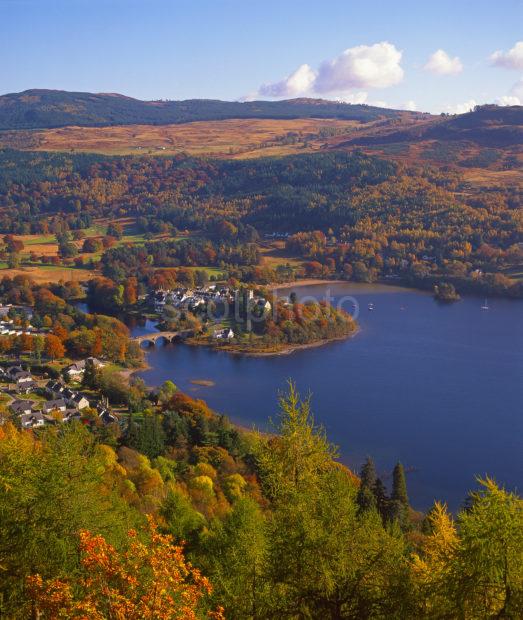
[[27, 517, 224, 620], [44, 334, 66, 360]]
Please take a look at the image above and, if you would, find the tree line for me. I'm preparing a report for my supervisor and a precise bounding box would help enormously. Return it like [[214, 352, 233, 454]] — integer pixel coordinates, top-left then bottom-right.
[[0, 381, 521, 618]]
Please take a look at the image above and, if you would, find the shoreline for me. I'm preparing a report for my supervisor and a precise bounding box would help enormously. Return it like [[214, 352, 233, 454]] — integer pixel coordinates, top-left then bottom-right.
[[267, 278, 345, 291], [184, 327, 358, 358], [118, 359, 150, 382]]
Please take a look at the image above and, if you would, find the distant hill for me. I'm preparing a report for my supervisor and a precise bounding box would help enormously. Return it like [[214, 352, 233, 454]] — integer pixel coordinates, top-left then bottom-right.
[[0, 89, 408, 130], [344, 104, 523, 148]]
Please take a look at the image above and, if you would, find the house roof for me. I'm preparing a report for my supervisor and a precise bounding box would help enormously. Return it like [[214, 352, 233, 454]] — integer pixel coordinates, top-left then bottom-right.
[[42, 399, 66, 412], [20, 411, 44, 426], [46, 380, 64, 392], [86, 357, 104, 367], [72, 393, 89, 403], [10, 399, 34, 413], [66, 361, 86, 372], [99, 410, 118, 424], [12, 370, 33, 381]]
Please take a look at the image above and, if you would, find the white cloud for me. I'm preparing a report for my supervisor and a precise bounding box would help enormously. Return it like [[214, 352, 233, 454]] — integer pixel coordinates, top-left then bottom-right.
[[369, 100, 390, 108], [444, 99, 477, 114], [238, 91, 259, 102], [510, 77, 523, 100], [314, 42, 404, 92], [423, 49, 463, 75], [495, 78, 523, 106], [253, 41, 404, 99], [258, 63, 316, 98], [440, 77, 523, 113], [404, 99, 417, 111], [497, 95, 521, 106], [337, 91, 368, 104], [490, 41, 523, 70]]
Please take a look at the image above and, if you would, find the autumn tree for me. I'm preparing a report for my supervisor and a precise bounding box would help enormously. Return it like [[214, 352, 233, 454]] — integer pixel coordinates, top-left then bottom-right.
[[411, 480, 523, 617], [256, 383, 409, 618], [107, 222, 124, 239], [455, 479, 523, 617], [0, 423, 134, 616], [411, 502, 460, 617], [27, 517, 224, 620], [124, 276, 138, 305], [44, 334, 66, 360], [197, 498, 268, 619], [52, 321, 68, 342]]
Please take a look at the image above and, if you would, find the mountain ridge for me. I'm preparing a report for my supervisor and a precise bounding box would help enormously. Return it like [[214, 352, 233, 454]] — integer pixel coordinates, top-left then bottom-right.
[[0, 89, 414, 130]]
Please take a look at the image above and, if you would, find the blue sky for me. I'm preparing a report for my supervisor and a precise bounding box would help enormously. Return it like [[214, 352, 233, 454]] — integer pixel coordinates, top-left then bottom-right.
[[1, 0, 522, 112]]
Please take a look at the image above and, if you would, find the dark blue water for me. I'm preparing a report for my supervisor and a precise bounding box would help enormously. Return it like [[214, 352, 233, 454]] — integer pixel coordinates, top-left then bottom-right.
[[134, 283, 523, 511]]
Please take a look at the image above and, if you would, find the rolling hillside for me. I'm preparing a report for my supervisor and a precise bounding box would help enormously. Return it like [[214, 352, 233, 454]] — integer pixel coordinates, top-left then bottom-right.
[[0, 91, 520, 189], [0, 89, 408, 130], [342, 104, 523, 148]]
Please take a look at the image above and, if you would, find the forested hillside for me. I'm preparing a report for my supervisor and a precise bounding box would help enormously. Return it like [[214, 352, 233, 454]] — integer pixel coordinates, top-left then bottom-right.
[[0, 148, 520, 295], [0, 90, 405, 129]]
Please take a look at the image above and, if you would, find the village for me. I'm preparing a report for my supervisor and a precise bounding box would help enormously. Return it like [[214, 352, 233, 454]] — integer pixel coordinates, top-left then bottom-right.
[[150, 284, 273, 339], [1, 357, 116, 429]]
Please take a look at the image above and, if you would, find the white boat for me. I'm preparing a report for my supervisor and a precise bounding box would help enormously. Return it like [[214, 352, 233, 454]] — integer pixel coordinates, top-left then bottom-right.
[[481, 298, 489, 310], [368, 303, 374, 311]]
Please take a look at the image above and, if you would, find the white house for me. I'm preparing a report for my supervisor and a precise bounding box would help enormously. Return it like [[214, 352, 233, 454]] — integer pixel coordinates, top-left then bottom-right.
[[213, 328, 235, 340], [42, 399, 67, 414], [70, 393, 90, 410], [64, 361, 86, 380], [20, 411, 45, 429]]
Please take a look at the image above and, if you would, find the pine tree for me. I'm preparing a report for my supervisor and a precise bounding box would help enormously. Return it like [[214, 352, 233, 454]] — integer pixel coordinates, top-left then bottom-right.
[[125, 412, 140, 450], [373, 477, 389, 522], [82, 362, 98, 388], [392, 462, 409, 506], [136, 414, 165, 459], [356, 457, 377, 513], [389, 462, 409, 529]]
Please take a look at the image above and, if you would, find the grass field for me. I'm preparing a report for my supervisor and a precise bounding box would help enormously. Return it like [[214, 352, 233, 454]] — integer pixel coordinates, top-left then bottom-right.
[[0, 218, 198, 283], [0, 118, 359, 158], [259, 241, 304, 270], [0, 265, 93, 283], [0, 219, 187, 283]]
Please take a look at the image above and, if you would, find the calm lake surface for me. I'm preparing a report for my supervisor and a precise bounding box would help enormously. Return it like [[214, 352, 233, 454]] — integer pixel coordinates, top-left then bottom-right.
[[134, 282, 523, 511]]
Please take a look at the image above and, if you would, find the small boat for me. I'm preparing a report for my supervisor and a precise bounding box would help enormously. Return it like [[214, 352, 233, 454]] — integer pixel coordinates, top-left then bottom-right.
[[481, 298, 489, 310], [368, 303, 374, 311]]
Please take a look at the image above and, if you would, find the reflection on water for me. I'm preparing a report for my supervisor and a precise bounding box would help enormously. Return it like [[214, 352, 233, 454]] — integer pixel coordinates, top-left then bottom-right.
[[132, 283, 522, 510]]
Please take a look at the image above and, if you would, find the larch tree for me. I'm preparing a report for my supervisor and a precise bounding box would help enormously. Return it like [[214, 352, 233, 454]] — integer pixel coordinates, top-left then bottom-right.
[[197, 497, 268, 619]]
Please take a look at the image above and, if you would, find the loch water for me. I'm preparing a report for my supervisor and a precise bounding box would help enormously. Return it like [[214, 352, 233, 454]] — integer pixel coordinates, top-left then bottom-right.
[[134, 282, 523, 511]]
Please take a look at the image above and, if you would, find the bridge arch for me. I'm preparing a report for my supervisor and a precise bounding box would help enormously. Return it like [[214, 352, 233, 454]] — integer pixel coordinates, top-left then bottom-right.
[[133, 330, 192, 348]]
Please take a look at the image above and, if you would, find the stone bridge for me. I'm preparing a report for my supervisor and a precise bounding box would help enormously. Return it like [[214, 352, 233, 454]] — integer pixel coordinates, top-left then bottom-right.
[[133, 330, 193, 346]]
